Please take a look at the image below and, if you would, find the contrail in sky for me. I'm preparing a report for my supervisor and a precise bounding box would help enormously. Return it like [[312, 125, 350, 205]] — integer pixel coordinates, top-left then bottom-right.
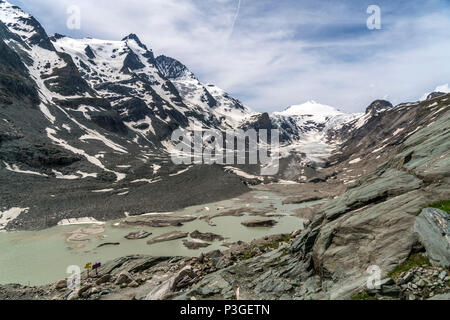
[[229, 0, 242, 38]]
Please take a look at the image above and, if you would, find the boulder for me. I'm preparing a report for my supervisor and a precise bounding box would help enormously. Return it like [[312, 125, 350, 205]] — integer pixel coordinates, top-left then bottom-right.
[[381, 284, 402, 298], [241, 220, 277, 228], [414, 208, 450, 267], [95, 274, 112, 285], [147, 231, 189, 245], [190, 230, 224, 242], [115, 272, 133, 285], [77, 284, 93, 297], [124, 230, 152, 240], [145, 278, 174, 300], [54, 279, 67, 290], [182, 239, 211, 250], [145, 266, 195, 300], [172, 266, 196, 290], [204, 250, 224, 259], [311, 190, 427, 299]]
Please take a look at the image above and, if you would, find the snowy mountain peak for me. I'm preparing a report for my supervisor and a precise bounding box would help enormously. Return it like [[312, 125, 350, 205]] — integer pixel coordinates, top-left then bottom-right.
[[0, 0, 54, 50], [0, 0, 27, 18], [274, 100, 343, 118], [122, 33, 148, 51], [365, 100, 393, 114], [155, 55, 195, 80], [269, 100, 362, 146]]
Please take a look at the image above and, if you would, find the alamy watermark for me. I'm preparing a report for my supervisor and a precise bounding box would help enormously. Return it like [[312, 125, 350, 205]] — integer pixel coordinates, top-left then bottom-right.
[[67, 5, 81, 30], [367, 5, 381, 30], [67, 265, 81, 292], [366, 265, 382, 290], [170, 128, 280, 175]]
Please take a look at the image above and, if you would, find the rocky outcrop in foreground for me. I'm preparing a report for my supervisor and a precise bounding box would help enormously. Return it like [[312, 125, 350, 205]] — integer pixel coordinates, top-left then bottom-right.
[[414, 208, 450, 267]]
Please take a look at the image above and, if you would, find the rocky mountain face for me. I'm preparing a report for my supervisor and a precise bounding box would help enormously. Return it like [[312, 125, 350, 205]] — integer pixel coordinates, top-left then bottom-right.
[[0, 0, 256, 230], [0, 0, 364, 230]]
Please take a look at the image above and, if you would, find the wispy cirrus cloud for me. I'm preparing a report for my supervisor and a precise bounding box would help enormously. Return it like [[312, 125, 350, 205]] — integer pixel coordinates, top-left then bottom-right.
[[10, 0, 450, 113]]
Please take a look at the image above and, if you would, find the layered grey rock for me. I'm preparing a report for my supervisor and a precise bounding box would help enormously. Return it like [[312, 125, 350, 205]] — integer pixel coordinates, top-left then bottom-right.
[[414, 208, 450, 267], [147, 231, 189, 245]]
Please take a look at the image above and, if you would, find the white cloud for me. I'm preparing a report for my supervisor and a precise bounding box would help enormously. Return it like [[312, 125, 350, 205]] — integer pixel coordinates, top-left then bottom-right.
[[435, 83, 450, 93], [10, 0, 450, 113]]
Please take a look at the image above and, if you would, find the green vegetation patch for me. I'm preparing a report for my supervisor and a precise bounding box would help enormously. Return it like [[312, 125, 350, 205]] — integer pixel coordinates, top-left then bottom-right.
[[389, 253, 431, 279], [351, 291, 375, 300], [239, 251, 254, 261], [262, 234, 291, 251], [427, 200, 450, 213]]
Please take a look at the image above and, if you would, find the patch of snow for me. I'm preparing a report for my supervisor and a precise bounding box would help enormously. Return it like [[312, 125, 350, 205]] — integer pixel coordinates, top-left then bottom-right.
[[62, 124, 71, 132], [278, 180, 300, 185], [0, 207, 29, 230], [52, 170, 79, 180], [57, 217, 105, 226], [3, 162, 47, 177], [76, 171, 98, 178], [372, 145, 387, 154], [152, 164, 162, 174], [169, 167, 191, 177], [274, 100, 343, 118], [393, 128, 405, 136], [46, 128, 125, 181], [39, 103, 55, 124], [224, 166, 263, 181], [349, 158, 362, 164], [140, 212, 175, 216], [352, 113, 371, 130], [130, 178, 162, 184], [91, 188, 114, 193], [406, 126, 422, 138], [79, 127, 127, 154]]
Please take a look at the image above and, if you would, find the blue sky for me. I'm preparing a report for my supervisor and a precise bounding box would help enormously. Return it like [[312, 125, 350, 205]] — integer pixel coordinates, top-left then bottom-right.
[[9, 0, 450, 113]]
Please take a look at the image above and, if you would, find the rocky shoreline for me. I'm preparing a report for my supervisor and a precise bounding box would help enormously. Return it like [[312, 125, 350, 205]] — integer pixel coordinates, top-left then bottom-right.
[[1, 223, 448, 301], [0, 234, 294, 300]]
